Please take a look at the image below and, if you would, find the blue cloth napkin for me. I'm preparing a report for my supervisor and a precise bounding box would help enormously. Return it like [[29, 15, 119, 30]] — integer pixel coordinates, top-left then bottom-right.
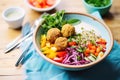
[[21, 12, 120, 80]]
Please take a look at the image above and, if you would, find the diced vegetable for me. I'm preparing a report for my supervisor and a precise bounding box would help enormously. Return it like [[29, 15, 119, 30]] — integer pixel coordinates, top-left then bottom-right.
[[53, 57, 63, 63], [68, 41, 77, 46], [28, 0, 54, 8], [96, 47, 101, 53], [51, 47, 57, 51], [47, 50, 57, 59], [87, 56, 96, 62], [40, 34, 47, 48], [40, 11, 107, 65], [84, 57, 91, 62], [46, 0, 55, 6], [57, 51, 67, 57], [97, 52, 104, 59], [94, 52, 99, 56]]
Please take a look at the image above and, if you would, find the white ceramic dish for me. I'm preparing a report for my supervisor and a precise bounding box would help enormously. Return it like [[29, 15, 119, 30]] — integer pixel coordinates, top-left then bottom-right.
[[25, 0, 61, 12], [33, 12, 113, 70], [2, 7, 25, 29]]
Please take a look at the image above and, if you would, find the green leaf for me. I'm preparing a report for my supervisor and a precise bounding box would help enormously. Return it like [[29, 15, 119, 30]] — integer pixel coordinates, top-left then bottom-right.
[[67, 19, 81, 25], [85, 0, 110, 7], [77, 48, 83, 52], [77, 56, 81, 61], [40, 10, 81, 34]]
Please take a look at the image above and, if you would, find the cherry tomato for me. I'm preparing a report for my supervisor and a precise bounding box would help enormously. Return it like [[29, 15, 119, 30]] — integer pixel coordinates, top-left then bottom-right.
[[85, 48, 90, 54], [87, 42, 93, 49], [68, 41, 77, 46]]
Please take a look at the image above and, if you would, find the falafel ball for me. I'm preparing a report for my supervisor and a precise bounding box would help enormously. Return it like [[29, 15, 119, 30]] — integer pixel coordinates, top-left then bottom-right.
[[61, 24, 75, 37], [54, 37, 68, 51], [47, 28, 61, 43]]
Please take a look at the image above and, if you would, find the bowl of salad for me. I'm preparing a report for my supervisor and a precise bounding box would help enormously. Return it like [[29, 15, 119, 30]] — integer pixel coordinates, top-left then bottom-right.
[[82, 0, 112, 15], [33, 10, 113, 70], [25, 0, 61, 12]]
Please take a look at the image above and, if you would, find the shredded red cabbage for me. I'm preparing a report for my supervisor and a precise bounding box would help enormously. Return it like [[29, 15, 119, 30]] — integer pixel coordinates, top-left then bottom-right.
[[62, 47, 90, 65]]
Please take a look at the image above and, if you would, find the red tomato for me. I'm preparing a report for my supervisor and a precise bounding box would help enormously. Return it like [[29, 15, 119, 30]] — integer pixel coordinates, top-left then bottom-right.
[[46, 0, 55, 6], [90, 46, 96, 50], [68, 41, 77, 46], [87, 42, 93, 49], [84, 52, 89, 57], [102, 48, 106, 52], [96, 38, 107, 45], [53, 57, 63, 63], [29, 0, 52, 8], [37, 0, 42, 3], [94, 52, 99, 56], [85, 48, 90, 54], [34, 1, 42, 8], [29, 0, 35, 5], [90, 49, 95, 54], [96, 47, 101, 53], [57, 51, 67, 57]]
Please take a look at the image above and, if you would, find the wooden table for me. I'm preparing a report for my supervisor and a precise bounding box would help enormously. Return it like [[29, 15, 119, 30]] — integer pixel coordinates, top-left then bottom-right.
[[0, 0, 120, 80]]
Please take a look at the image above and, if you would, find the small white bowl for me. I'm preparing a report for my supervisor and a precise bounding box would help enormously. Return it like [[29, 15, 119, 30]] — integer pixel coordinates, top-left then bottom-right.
[[25, 0, 61, 12], [2, 7, 25, 29]]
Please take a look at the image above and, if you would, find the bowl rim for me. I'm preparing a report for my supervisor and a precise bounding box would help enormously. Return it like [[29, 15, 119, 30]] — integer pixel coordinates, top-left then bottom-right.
[[33, 12, 113, 69], [82, 0, 113, 9], [25, 0, 61, 12]]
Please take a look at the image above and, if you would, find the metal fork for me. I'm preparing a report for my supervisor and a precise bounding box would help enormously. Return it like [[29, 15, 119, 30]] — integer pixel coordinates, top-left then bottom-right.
[[4, 23, 31, 53], [15, 14, 46, 67], [4, 13, 45, 53]]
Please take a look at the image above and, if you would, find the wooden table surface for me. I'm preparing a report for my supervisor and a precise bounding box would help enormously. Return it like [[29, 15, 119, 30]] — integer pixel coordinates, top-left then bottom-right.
[[0, 0, 120, 80]]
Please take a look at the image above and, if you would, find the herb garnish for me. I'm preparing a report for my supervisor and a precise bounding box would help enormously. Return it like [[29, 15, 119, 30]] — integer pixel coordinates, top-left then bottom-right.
[[41, 10, 80, 34], [85, 0, 110, 7]]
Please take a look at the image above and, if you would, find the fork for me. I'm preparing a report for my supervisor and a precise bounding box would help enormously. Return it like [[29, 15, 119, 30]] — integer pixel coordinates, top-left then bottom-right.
[[4, 13, 46, 53], [4, 22, 31, 53], [15, 13, 46, 67]]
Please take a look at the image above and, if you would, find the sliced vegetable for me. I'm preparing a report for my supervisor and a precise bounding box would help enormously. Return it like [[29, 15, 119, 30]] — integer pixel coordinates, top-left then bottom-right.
[[68, 41, 77, 46], [40, 11, 107, 65], [28, 0, 54, 8], [47, 50, 57, 59], [96, 38, 107, 45], [57, 51, 67, 57], [53, 57, 63, 63], [40, 35, 47, 48], [87, 55, 96, 62], [46, 0, 55, 6], [94, 52, 99, 56], [97, 52, 104, 59]]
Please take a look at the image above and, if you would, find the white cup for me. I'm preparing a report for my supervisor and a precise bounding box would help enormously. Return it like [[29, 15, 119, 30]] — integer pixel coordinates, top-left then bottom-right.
[[2, 7, 25, 29]]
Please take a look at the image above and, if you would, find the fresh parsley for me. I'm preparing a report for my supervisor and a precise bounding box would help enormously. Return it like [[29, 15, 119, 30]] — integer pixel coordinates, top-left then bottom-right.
[[85, 0, 110, 7]]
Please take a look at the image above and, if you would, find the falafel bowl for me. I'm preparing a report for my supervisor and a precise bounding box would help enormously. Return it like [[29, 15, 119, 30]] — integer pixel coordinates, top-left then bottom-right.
[[33, 10, 113, 70]]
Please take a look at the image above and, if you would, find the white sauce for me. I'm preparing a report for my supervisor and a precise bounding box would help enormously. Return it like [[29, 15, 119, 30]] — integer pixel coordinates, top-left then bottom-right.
[[6, 11, 22, 20], [74, 21, 101, 36]]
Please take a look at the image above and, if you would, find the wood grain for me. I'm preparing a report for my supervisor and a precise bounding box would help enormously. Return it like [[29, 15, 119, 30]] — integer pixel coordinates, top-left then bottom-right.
[[0, 0, 120, 79]]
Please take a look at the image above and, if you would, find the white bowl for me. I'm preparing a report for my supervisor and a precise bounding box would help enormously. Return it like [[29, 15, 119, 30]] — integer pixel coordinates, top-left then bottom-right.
[[25, 0, 61, 12], [2, 7, 25, 29]]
